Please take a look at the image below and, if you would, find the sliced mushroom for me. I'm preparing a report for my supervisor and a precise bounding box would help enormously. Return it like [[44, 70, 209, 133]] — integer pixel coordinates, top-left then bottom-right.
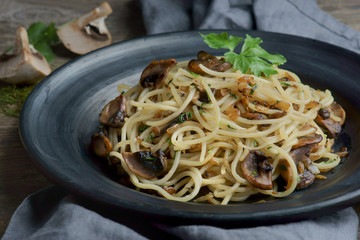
[[140, 59, 177, 89], [0, 27, 51, 84], [240, 150, 273, 190], [57, 2, 113, 54], [297, 169, 315, 189], [122, 149, 167, 179], [91, 131, 112, 157], [241, 112, 267, 120], [315, 102, 345, 138], [268, 111, 287, 119], [100, 94, 126, 128], [188, 51, 232, 76], [292, 133, 323, 150]]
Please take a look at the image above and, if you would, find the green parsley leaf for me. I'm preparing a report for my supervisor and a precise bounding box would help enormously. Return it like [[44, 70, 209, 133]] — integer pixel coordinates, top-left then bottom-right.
[[227, 124, 235, 129], [200, 32, 243, 52], [253, 140, 258, 147], [27, 22, 60, 62], [201, 33, 286, 77], [252, 171, 257, 176]]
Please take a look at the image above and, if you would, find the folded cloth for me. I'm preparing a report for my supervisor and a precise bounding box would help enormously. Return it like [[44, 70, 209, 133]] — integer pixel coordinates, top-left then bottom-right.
[[2, 186, 359, 240], [138, 0, 360, 54], [3, 1, 360, 239]]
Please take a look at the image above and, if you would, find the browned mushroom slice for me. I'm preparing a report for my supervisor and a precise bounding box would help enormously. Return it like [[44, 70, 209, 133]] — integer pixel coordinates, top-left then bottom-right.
[[268, 111, 287, 119], [241, 112, 267, 120], [297, 169, 315, 189], [240, 151, 273, 190], [315, 102, 345, 138], [122, 149, 167, 179], [330, 102, 346, 125], [292, 133, 323, 150], [100, 94, 126, 128], [140, 59, 177, 89], [188, 51, 232, 76], [91, 131, 112, 157]]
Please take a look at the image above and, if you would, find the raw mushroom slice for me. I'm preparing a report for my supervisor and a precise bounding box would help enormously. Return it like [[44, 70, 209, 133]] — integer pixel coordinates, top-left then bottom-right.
[[57, 2, 113, 54], [100, 94, 127, 128], [239, 150, 273, 190], [140, 59, 177, 89], [0, 27, 51, 84], [122, 149, 167, 179]]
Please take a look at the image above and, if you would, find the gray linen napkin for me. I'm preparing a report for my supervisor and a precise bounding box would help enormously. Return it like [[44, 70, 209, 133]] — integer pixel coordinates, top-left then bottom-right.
[[3, 0, 360, 239], [2, 186, 358, 240], [139, 0, 360, 54]]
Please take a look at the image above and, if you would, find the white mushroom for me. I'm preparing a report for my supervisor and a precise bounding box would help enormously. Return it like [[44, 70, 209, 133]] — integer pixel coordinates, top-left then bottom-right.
[[57, 2, 113, 55], [0, 27, 51, 84]]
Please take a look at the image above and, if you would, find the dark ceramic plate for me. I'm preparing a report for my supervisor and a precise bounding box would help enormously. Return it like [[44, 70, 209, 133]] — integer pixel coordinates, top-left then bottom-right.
[[20, 30, 360, 226]]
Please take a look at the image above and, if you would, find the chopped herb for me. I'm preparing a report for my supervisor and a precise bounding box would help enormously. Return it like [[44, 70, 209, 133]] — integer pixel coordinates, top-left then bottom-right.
[[250, 83, 258, 95], [267, 146, 272, 149], [178, 112, 192, 123], [219, 121, 222, 127], [281, 81, 292, 87], [253, 140, 258, 147], [208, 149, 213, 154], [189, 72, 200, 77], [297, 176, 301, 182], [139, 125, 150, 132], [120, 91, 125, 95], [276, 100, 280, 103], [324, 159, 336, 164], [145, 134, 154, 142], [168, 78, 174, 85], [144, 157, 156, 161], [229, 90, 238, 99], [200, 32, 286, 77], [252, 171, 257, 176], [279, 165, 287, 171], [227, 124, 235, 129], [166, 137, 172, 144], [170, 96, 174, 99], [201, 102, 207, 107], [190, 83, 199, 91], [199, 108, 206, 114], [208, 84, 211, 87]]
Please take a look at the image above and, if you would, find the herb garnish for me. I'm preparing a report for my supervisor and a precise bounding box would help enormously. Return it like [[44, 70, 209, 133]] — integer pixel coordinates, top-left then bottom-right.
[[200, 32, 286, 77], [139, 125, 150, 132], [189, 72, 200, 77], [250, 83, 258, 95], [178, 112, 192, 123], [227, 124, 235, 129], [27, 22, 60, 62]]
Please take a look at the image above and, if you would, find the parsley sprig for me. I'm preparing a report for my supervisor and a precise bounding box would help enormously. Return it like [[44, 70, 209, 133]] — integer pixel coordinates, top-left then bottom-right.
[[200, 32, 286, 77]]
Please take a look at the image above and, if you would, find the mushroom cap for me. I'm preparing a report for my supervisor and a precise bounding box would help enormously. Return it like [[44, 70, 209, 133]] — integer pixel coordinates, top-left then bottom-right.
[[188, 51, 232, 76], [122, 149, 167, 179], [239, 150, 273, 190], [0, 27, 51, 84], [99, 94, 126, 128], [56, 2, 113, 55], [91, 131, 112, 157], [139, 59, 177, 89]]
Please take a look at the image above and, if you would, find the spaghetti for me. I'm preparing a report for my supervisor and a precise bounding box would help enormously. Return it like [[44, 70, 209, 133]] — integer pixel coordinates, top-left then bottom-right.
[[92, 52, 347, 205]]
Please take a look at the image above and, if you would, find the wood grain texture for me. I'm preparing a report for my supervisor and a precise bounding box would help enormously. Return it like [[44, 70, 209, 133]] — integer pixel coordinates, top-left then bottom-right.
[[0, 0, 360, 237]]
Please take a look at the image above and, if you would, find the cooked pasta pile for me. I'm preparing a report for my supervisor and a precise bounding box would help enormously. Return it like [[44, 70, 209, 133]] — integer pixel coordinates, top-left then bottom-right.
[[92, 53, 347, 205]]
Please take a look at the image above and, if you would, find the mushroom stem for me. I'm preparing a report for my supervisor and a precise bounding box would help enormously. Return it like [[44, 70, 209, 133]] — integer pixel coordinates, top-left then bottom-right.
[[0, 27, 51, 84], [77, 2, 113, 28]]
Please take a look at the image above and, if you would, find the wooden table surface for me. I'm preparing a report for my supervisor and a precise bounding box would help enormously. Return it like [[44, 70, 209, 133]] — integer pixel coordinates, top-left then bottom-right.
[[1, 0, 360, 237]]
